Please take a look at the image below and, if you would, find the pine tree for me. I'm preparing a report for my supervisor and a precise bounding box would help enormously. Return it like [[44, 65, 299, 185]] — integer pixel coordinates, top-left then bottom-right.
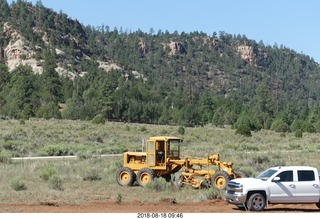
[[40, 50, 62, 104], [0, 0, 10, 19]]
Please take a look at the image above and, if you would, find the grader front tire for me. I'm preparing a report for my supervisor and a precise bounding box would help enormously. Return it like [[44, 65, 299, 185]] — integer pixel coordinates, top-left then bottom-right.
[[116, 167, 136, 186], [211, 170, 229, 190], [137, 168, 155, 187]]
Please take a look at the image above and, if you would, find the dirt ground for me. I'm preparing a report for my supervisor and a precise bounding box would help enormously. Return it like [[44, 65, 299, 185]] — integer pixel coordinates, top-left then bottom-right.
[[0, 199, 319, 213]]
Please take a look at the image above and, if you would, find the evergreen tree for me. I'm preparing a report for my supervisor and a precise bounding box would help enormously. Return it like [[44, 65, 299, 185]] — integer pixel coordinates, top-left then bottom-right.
[[61, 93, 84, 120], [40, 50, 62, 104], [0, 65, 39, 119], [0, 0, 10, 19], [1, 1, 320, 127], [212, 106, 225, 127], [270, 118, 289, 132]]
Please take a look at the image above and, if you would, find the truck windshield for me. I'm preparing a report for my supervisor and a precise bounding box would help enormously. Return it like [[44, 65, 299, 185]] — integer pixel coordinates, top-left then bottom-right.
[[256, 169, 277, 181]]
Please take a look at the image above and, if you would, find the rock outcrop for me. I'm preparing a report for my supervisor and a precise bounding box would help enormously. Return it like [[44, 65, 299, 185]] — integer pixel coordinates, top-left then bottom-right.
[[237, 45, 255, 63], [162, 42, 186, 55], [3, 22, 123, 79], [4, 22, 43, 74]]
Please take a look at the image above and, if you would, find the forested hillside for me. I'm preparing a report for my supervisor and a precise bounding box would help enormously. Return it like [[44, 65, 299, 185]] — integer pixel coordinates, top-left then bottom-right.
[[1, 0, 320, 134]]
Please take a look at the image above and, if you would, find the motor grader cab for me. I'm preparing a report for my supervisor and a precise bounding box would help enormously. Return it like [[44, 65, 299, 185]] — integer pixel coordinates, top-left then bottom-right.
[[116, 136, 184, 187], [116, 136, 248, 189]]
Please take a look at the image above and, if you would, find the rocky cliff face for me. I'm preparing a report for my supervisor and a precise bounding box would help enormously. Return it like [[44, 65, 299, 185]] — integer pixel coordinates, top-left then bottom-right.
[[4, 22, 42, 74], [2, 22, 124, 79], [237, 45, 255, 63]]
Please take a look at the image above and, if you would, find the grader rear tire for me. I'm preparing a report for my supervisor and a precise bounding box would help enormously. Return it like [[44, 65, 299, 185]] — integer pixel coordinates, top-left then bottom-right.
[[234, 170, 250, 178], [137, 168, 155, 187], [116, 167, 136, 186], [211, 170, 229, 190]]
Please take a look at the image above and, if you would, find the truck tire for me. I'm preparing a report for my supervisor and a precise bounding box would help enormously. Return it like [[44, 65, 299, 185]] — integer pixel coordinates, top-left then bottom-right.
[[316, 201, 320, 209], [247, 193, 266, 211], [211, 170, 229, 190], [116, 167, 136, 186], [137, 168, 155, 187]]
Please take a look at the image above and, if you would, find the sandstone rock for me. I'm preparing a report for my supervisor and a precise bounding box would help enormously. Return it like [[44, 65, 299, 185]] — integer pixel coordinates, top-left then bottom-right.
[[237, 45, 255, 62], [162, 42, 186, 55], [97, 60, 122, 73]]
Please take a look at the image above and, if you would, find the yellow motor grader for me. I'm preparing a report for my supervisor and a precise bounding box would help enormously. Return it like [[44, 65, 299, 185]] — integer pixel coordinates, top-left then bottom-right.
[[116, 136, 248, 189]]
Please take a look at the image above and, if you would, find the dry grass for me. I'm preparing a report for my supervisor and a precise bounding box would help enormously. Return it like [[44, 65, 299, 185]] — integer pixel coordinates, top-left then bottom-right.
[[0, 119, 319, 205]]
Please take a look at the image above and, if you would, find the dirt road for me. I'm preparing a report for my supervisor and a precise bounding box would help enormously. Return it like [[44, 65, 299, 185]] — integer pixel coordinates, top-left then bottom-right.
[[0, 199, 319, 213]]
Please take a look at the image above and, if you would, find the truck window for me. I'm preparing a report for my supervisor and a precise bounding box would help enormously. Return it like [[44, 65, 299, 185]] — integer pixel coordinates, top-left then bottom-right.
[[276, 170, 293, 182], [298, 170, 315, 181]]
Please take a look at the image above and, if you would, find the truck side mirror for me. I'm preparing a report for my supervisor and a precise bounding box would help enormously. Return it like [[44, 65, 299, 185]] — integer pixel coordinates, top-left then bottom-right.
[[272, 176, 280, 182]]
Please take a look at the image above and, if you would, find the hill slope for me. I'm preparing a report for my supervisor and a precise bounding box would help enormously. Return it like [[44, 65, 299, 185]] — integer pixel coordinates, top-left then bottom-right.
[[1, 0, 320, 132]]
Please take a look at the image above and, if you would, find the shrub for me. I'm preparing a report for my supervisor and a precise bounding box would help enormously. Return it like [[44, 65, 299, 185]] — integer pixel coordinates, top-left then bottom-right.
[[77, 151, 93, 160], [235, 125, 252, 137], [140, 126, 147, 132], [36, 102, 62, 119], [2, 141, 15, 150], [145, 177, 171, 192], [177, 126, 185, 135], [48, 175, 64, 191], [290, 119, 302, 132], [92, 114, 105, 124], [289, 143, 301, 150], [270, 119, 289, 132], [233, 114, 254, 130], [160, 129, 168, 135], [41, 145, 70, 156], [302, 122, 316, 133], [196, 187, 222, 202], [116, 193, 122, 203], [295, 129, 303, 138], [314, 121, 320, 133], [10, 179, 27, 191], [279, 132, 286, 138], [252, 155, 270, 164], [239, 144, 259, 151], [40, 163, 57, 181], [83, 168, 102, 181], [0, 151, 12, 164]]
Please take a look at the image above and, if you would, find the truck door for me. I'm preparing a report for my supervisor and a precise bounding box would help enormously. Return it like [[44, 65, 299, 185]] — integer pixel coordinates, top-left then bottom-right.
[[146, 140, 156, 167], [294, 170, 319, 202], [268, 170, 295, 203]]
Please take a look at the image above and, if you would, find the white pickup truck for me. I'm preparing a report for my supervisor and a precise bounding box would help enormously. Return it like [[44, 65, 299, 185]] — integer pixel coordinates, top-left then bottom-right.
[[225, 166, 320, 211]]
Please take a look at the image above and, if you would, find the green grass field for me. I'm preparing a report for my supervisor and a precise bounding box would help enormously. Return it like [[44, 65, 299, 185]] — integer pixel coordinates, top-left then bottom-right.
[[0, 119, 319, 205]]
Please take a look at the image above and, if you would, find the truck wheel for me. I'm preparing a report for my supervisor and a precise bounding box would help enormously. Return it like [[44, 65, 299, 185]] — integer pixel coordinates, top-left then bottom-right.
[[137, 168, 155, 187], [116, 167, 136, 186], [247, 193, 266, 211], [211, 170, 229, 190], [316, 201, 320, 209]]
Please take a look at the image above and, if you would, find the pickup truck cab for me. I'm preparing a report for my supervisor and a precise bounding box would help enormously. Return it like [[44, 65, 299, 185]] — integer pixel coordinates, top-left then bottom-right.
[[225, 166, 320, 211]]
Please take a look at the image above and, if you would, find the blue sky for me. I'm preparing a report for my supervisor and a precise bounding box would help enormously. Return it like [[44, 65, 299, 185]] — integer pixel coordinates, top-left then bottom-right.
[[7, 0, 320, 63]]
